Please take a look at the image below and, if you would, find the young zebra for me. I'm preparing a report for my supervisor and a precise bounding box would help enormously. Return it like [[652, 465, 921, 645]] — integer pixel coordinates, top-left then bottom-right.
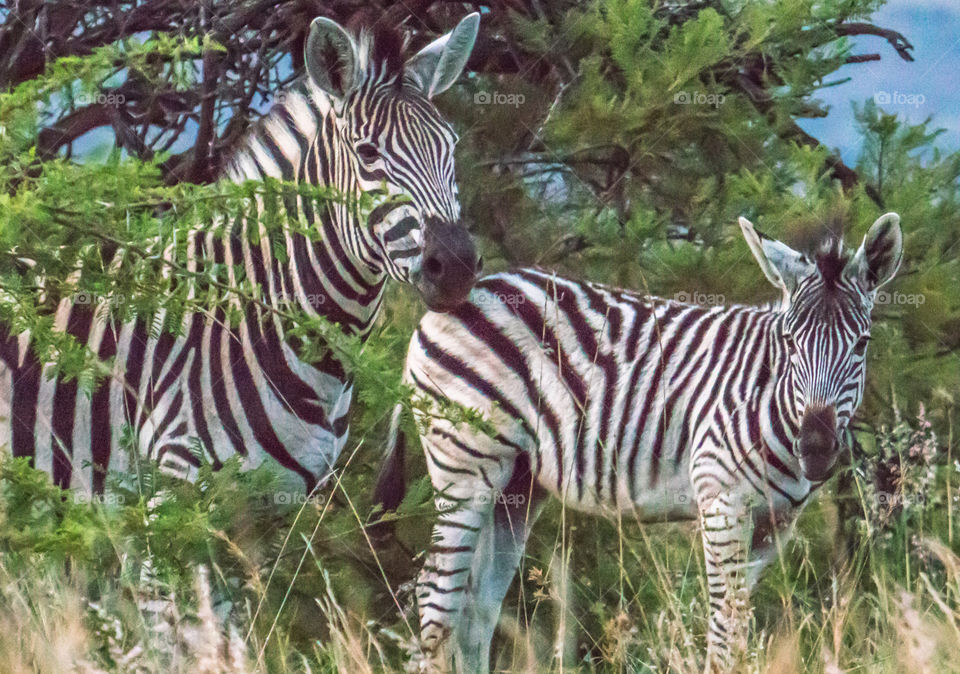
[[375, 213, 903, 672], [0, 15, 482, 493]]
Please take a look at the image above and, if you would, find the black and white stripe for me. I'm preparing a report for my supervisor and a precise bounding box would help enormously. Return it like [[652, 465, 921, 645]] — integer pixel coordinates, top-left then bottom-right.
[[375, 213, 903, 672], [0, 15, 481, 493]]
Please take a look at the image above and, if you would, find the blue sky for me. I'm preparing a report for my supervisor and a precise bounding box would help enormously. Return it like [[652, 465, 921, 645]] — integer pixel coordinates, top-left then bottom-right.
[[797, 0, 960, 164]]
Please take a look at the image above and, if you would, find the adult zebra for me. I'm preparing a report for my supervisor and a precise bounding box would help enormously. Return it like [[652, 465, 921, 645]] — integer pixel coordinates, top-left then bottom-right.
[[0, 14, 481, 493], [374, 213, 903, 672]]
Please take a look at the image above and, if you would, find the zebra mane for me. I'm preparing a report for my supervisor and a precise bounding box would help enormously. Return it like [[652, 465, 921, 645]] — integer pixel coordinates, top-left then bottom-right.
[[220, 81, 318, 183], [360, 23, 407, 81], [812, 238, 851, 288]]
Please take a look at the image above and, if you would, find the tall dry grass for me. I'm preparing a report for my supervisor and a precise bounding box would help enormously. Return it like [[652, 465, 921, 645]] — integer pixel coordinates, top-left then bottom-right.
[[0, 407, 955, 672]]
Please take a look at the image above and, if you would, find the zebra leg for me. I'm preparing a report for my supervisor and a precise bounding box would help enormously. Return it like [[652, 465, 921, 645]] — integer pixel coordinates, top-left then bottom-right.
[[418, 483, 492, 673], [699, 493, 753, 673], [455, 478, 544, 673]]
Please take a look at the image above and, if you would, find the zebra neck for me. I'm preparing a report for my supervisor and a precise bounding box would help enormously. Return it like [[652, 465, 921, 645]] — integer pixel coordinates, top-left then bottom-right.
[[222, 84, 388, 339], [765, 315, 803, 451], [306, 112, 388, 334]]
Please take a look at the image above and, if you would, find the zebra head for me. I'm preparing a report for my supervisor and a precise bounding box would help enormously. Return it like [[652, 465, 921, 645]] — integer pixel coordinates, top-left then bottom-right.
[[740, 213, 903, 482], [304, 14, 482, 311]]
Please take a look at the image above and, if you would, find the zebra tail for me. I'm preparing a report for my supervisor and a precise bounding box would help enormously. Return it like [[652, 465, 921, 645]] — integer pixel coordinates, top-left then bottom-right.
[[369, 402, 406, 546]]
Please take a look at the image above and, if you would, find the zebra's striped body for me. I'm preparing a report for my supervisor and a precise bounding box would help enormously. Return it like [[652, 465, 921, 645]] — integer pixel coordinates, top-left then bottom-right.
[[411, 269, 811, 517], [0, 15, 481, 493], [375, 214, 903, 672]]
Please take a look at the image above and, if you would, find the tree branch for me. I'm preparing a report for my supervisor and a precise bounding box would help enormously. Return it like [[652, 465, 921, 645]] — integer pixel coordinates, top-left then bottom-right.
[[846, 53, 881, 64], [836, 22, 915, 62], [37, 104, 114, 156]]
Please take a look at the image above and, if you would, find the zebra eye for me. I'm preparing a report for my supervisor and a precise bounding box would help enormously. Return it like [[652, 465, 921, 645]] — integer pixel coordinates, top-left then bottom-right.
[[853, 336, 870, 356], [784, 334, 797, 352], [356, 142, 380, 164]]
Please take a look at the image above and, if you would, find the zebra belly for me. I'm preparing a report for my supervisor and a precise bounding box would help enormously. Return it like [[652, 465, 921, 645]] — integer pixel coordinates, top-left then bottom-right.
[[529, 412, 699, 521], [231, 375, 352, 490], [0, 317, 352, 493]]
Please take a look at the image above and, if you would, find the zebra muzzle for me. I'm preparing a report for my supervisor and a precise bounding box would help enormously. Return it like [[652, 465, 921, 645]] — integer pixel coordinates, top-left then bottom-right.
[[797, 405, 840, 482], [418, 219, 480, 311]]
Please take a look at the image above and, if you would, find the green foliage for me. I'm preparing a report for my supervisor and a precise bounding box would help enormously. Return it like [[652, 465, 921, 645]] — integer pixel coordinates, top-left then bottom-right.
[[1, 0, 959, 671], [0, 450, 416, 671]]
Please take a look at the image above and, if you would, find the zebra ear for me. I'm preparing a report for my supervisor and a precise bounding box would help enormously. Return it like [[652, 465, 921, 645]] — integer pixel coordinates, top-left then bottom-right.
[[846, 212, 903, 292], [305, 17, 361, 100], [739, 217, 813, 295], [406, 12, 479, 98]]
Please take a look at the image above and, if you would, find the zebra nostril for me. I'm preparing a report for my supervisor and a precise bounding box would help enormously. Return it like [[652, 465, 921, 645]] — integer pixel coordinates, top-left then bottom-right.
[[423, 255, 443, 282], [475, 255, 484, 274]]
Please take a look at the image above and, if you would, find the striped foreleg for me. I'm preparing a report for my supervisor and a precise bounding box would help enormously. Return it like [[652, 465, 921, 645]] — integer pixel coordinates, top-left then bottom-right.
[[456, 463, 545, 673], [698, 490, 753, 673], [417, 485, 490, 673]]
